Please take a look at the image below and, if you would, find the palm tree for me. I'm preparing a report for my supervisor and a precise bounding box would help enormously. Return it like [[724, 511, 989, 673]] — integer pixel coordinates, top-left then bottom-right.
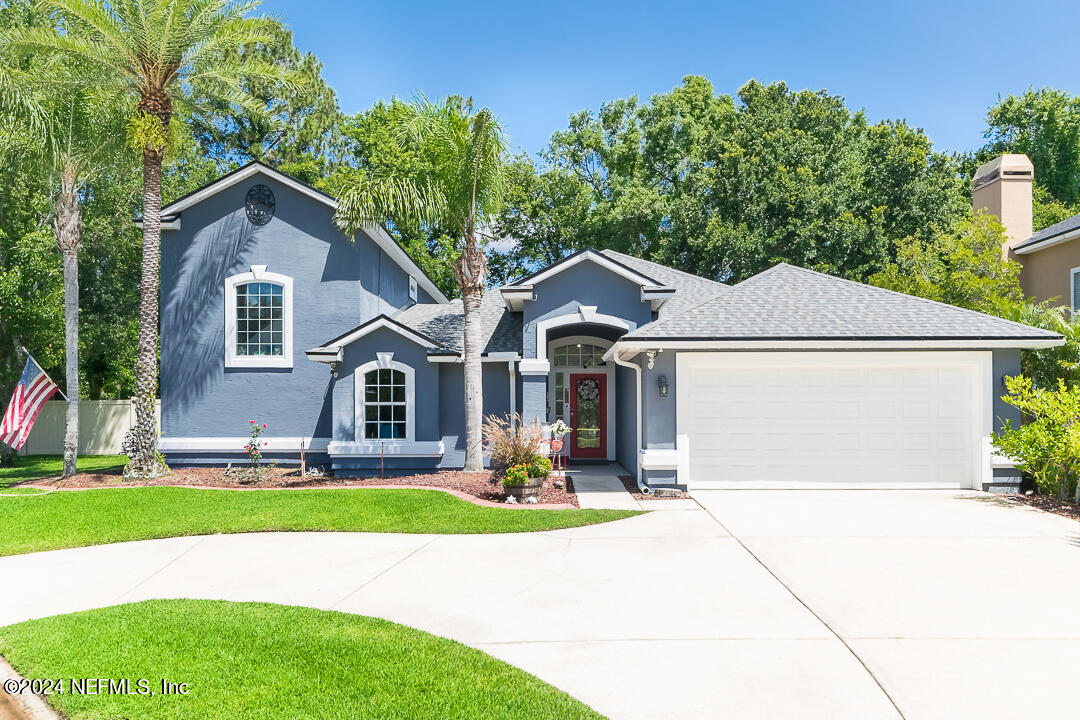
[[2, 0, 301, 477], [336, 97, 507, 472], [0, 52, 130, 476]]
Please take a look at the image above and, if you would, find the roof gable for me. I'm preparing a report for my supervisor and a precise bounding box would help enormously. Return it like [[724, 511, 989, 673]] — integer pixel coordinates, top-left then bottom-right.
[[306, 315, 446, 363], [157, 162, 448, 303]]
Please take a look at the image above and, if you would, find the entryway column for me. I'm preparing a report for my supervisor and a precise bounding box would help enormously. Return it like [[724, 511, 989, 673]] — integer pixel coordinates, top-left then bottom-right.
[[519, 359, 549, 428]]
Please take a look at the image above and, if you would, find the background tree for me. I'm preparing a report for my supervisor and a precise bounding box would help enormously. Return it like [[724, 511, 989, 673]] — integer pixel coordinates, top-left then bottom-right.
[[5, 0, 304, 477], [189, 18, 341, 182], [975, 88, 1080, 230], [868, 212, 1023, 314], [322, 99, 464, 297], [0, 51, 130, 474], [494, 77, 967, 284], [335, 96, 508, 472]]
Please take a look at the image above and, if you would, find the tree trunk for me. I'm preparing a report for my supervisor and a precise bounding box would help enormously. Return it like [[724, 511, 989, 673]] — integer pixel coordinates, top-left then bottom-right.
[[454, 234, 487, 472], [125, 148, 167, 478], [55, 164, 80, 478]]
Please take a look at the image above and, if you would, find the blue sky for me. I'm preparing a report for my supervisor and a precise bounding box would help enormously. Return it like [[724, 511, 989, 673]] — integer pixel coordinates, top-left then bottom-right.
[[264, 0, 1078, 159]]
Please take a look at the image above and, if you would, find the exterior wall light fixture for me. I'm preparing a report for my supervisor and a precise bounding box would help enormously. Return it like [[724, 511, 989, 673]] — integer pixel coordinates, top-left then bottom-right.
[[657, 375, 669, 397]]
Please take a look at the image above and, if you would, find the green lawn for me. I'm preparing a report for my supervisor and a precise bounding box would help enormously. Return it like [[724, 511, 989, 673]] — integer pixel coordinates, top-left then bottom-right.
[[0, 599, 605, 720], [0, 454, 127, 488], [0, 486, 639, 556]]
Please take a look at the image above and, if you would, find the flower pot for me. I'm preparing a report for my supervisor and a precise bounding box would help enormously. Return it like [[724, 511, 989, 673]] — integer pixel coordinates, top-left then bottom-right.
[[504, 477, 544, 501]]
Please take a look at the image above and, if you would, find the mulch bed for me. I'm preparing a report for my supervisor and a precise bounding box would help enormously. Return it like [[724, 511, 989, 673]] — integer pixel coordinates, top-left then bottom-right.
[[1007, 492, 1080, 522], [18, 466, 579, 507], [618, 474, 689, 501]]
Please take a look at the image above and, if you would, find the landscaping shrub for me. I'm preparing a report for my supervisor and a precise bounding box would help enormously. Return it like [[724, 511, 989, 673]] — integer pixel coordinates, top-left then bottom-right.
[[993, 375, 1080, 501], [483, 414, 542, 469], [502, 464, 531, 486], [528, 456, 552, 479]]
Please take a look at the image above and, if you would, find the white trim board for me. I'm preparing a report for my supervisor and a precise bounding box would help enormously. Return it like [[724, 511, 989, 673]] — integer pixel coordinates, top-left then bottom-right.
[[308, 317, 441, 360], [534, 308, 636, 362], [155, 162, 448, 303], [1013, 227, 1080, 255], [327, 440, 444, 456], [159, 437, 330, 452], [615, 338, 1063, 352], [505, 250, 663, 292]]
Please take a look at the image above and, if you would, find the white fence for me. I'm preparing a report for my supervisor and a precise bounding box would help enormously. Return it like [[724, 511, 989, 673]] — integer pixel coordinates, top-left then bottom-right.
[[17, 400, 160, 455]]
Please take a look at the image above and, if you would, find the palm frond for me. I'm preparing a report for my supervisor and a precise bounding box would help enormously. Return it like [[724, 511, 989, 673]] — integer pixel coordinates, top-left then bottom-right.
[[335, 174, 446, 238]]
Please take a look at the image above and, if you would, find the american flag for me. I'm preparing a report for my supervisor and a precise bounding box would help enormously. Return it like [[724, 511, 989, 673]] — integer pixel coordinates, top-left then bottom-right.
[[0, 355, 59, 451]]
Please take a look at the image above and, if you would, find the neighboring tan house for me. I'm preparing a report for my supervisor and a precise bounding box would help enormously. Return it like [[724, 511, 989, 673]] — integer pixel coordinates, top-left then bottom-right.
[[150, 161, 1062, 492], [974, 153, 1080, 310]]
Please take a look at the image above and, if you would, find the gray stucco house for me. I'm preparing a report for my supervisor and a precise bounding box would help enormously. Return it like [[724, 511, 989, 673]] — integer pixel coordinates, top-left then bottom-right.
[[156, 162, 1064, 491]]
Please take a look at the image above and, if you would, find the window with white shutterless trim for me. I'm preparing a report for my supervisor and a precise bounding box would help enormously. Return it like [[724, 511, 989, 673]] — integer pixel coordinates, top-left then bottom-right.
[[409, 276, 418, 302], [355, 354, 415, 442], [1072, 266, 1080, 314], [224, 267, 293, 368]]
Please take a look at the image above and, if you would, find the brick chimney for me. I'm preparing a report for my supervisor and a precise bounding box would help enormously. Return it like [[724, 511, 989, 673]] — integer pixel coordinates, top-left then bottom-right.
[[972, 154, 1034, 257]]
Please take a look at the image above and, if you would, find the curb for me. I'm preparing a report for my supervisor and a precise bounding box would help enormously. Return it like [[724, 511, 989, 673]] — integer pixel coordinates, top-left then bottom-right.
[[0, 655, 62, 720]]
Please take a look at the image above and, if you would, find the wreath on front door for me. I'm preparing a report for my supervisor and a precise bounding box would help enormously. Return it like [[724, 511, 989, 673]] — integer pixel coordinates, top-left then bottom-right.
[[577, 378, 600, 402]]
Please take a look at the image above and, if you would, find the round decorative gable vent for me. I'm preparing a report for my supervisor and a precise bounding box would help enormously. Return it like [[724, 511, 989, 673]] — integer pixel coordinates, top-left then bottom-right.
[[245, 184, 275, 226]]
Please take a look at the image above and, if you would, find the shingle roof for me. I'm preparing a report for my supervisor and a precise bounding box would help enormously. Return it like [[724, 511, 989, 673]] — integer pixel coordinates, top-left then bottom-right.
[[625, 263, 1062, 341], [1013, 211, 1080, 251], [598, 249, 729, 318], [392, 291, 522, 354]]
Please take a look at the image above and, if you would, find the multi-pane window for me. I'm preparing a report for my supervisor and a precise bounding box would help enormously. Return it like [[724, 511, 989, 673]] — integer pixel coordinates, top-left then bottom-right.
[[364, 368, 407, 439], [554, 373, 565, 419], [552, 343, 606, 368], [235, 282, 284, 357]]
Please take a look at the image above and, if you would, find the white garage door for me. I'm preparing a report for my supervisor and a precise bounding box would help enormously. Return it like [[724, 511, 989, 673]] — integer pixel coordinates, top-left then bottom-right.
[[676, 352, 990, 489]]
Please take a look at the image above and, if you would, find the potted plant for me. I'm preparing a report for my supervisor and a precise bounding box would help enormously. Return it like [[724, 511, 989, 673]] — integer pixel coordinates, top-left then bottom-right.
[[502, 455, 552, 501]]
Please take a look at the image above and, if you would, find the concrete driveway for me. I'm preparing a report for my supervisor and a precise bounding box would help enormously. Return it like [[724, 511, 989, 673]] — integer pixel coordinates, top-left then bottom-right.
[[0, 490, 1078, 719]]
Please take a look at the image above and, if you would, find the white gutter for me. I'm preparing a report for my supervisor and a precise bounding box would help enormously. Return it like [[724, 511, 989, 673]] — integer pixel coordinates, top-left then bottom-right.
[[612, 338, 1064, 351], [508, 359, 517, 426], [610, 348, 649, 494], [1013, 227, 1080, 255]]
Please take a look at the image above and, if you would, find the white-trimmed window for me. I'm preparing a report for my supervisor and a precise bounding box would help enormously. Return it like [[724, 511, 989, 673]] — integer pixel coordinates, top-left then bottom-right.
[[1072, 266, 1080, 314], [224, 266, 293, 368], [355, 355, 415, 442]]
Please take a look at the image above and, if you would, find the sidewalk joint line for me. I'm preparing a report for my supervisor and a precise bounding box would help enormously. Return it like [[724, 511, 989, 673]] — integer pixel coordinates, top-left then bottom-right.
[[330, 537, 437, 610], [112, 536, 208, 604], [693, 496, 909, 720]]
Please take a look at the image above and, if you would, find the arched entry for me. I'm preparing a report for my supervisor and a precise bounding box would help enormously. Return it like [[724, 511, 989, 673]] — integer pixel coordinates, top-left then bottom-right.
[[548, 336, 614, 460]]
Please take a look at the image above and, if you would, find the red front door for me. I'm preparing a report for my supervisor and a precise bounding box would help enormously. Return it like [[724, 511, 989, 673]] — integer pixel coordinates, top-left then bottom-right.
[[569, 373, 606, 459]]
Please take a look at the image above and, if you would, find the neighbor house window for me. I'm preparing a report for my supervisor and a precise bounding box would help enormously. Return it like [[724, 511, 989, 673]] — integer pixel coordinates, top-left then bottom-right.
[[355, 356, 415, 442], [1072, 267, 1080, 314], [224, 267, 293, 368]]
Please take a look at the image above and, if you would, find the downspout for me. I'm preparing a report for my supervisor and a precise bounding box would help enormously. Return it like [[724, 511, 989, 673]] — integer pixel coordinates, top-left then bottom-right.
[[508, 360, 517, 426], [611, 347, 650, 494]]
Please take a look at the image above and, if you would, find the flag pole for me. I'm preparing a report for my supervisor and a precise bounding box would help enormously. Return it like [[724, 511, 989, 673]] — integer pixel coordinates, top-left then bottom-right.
[[18, 346, 68, 402]]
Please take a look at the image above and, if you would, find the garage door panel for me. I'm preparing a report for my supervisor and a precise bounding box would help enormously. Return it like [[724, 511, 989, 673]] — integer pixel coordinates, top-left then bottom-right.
[[681, 353, 983, 489]]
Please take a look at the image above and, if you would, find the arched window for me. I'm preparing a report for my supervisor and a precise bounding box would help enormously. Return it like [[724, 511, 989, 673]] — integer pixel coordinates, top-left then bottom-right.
[[552, 343, 608, 368], [355, 357, 415, 442], [224, 267, 293, 368]]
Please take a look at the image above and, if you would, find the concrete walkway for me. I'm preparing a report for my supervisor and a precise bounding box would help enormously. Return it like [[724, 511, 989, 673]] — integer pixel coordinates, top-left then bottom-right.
[[567, 464, 642, 510], [1, 490, 1078, 719]]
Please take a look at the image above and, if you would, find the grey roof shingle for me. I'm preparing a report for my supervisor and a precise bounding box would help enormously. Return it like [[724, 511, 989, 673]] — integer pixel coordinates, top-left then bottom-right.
[[392, 291, 522, 354], [597, 249, 729, 319], [1013, 211, 1080, 250], [625, 263, 1062, 341]]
